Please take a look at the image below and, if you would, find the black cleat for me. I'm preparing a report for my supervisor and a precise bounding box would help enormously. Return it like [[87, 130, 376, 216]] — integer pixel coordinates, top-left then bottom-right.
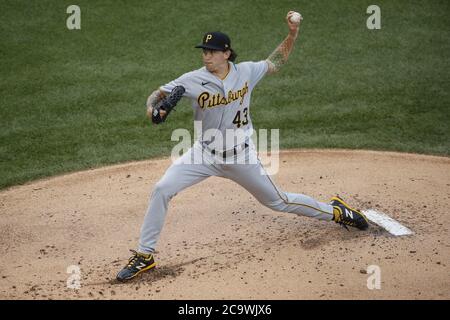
[[116, 250, 156, 282], [330, 196, 369, 230]]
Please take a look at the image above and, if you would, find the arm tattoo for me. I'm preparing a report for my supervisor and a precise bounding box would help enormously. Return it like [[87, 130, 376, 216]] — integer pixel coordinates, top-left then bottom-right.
[[267, 34, 297, 73]]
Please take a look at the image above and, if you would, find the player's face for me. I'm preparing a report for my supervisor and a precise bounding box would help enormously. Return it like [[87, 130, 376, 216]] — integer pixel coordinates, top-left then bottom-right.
[[202, 49, 230, 72]]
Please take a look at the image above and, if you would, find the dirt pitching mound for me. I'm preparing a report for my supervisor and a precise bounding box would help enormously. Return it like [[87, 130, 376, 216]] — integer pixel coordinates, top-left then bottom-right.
[[0, 149, 449, 299]]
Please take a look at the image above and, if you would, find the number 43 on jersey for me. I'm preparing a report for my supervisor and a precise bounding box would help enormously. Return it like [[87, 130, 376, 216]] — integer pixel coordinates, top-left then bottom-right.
[[233, 108, 249, 128]]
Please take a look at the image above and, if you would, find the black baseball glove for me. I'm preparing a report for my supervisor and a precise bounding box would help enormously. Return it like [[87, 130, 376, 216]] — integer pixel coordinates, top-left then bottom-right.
[[151, 86, 185, 124]]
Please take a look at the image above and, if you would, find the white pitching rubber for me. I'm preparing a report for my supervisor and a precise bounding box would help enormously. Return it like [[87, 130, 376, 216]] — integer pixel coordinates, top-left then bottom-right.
[[362, 209, 413, 236]]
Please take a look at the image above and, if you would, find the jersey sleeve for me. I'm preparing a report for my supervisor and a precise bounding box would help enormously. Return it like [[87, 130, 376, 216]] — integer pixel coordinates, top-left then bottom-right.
[[159, 72, 195, 99], [247, 60, 269, 87]]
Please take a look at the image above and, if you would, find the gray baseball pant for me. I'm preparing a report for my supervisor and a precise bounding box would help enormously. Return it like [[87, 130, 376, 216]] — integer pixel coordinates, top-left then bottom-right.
[[138, 141, 334, 254]]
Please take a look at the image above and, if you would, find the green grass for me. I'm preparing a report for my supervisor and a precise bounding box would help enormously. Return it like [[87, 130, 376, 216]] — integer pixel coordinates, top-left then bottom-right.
[[1, 0, 449, 189]]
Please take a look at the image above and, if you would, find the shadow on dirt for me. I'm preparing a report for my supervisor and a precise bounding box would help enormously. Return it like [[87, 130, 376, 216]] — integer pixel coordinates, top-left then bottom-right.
[[297, 223, 389, 250], [109, 257, 208, 285]]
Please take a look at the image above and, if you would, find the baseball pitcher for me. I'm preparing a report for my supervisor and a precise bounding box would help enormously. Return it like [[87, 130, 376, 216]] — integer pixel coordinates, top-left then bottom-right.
[[117, 11, 369, 282]]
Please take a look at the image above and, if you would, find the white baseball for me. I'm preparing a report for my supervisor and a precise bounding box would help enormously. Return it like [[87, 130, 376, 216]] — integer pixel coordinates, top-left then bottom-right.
[[290, 12, 302, 24]]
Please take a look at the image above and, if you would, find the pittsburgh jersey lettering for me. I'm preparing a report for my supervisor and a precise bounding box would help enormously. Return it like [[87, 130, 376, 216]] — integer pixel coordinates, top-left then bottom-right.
[[197, 82, 249, 109]]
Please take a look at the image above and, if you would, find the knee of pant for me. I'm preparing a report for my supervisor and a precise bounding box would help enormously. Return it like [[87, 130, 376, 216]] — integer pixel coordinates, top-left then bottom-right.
[[152, 180, 175, 199], [261, 198, 287, 211], [260, 190, 290, 211]]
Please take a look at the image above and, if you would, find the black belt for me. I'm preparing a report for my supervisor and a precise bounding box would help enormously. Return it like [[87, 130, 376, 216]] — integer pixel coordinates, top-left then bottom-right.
[[211, 143, 249, 159]]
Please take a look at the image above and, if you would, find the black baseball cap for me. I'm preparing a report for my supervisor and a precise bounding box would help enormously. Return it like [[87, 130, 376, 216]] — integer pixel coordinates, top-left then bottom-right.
[[195, 31, 231, 51]]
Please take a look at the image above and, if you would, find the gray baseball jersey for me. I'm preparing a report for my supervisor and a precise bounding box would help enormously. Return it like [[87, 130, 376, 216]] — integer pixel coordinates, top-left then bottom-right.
[[160, 61, 267, 150]]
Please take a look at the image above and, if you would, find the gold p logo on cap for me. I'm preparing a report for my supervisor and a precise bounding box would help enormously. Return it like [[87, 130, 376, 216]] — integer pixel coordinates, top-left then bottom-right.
[[205, 34, 212, 42]]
